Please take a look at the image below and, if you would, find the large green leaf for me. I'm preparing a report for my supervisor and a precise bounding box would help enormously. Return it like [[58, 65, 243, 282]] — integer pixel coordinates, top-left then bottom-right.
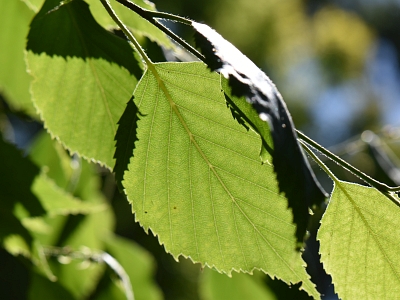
[[0, 0, 36, 115], [26, 0, 142, 168], [318, 181, 400, 299], [199, 269, 276, 300], [123, 62, 318, 298]]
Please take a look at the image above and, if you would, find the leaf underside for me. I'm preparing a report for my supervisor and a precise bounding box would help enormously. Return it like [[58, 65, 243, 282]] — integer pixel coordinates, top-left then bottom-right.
[[192, 22, 327, 242], [318, 181, 400, 299], [26, 0, 141, 168], [123, 62, 318, 298]]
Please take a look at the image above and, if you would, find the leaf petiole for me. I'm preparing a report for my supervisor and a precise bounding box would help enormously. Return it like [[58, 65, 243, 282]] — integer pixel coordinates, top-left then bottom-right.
[[100, 0, 152, 66], [115, 0, 205, 61], [300, 140, 400, 207], [297, 130, 400, 192], [115, 0, 193, 25]]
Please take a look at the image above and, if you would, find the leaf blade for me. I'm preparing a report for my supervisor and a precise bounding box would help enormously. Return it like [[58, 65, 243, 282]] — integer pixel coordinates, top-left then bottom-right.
[[26, 0, 141, 168], [124, 62, 318, 298], [0, 0, 36, 115], [318, 181, 400, 299], [192, 22, 327, 242]]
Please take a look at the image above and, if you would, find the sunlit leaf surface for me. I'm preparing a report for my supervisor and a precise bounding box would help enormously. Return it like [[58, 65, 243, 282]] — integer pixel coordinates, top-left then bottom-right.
[[0, 0, 36, 115], [318, 181, 400, 299], [193, 22, 327, 242], [26, 0, 141, 168], [123, 62, 318, 298]]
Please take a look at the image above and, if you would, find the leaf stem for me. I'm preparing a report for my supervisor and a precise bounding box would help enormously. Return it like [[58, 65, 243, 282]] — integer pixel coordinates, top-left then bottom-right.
[[297, 130, 400, 192], [100, 0, 152, 66], [300, 140, 400, 207], [116, 0, 193, 25], [115, 0, 205, 61], [44, 246, 134, 300], [299, 140, 337, 183]]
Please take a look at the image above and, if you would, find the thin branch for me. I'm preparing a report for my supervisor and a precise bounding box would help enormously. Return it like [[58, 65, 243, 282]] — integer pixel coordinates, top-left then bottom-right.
[[116, 0, 193, 25], [297, 130, 400, 192], [44, 247, 134, 300], [300, 140, 337, 182], [115, 0, 205, 61], [300, 140, 400, 207], [100, 0, 152, 66], [101, 253, 134, 300]]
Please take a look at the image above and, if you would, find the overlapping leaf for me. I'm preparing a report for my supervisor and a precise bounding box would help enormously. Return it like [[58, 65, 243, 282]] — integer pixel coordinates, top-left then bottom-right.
[[26, 0, 142, 168], [0, 0, 36, 115], [192, 22, 327, 242], [122, 62, 318, 298], [318, 181, 400, 299], [86, 0, 173, 49]]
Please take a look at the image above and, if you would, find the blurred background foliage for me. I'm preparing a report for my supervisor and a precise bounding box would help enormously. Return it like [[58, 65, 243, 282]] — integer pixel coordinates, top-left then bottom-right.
[[2, 0, 400, 299]]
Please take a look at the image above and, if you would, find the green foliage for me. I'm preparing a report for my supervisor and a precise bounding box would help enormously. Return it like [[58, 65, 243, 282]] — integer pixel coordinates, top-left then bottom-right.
[[26, 0, 142, 168], [86, 0, 173, 48], [0, 0, 36, 115], [1, 0, 400, 299], [122, 62, 317, 297], [318, 180, 400, 299]]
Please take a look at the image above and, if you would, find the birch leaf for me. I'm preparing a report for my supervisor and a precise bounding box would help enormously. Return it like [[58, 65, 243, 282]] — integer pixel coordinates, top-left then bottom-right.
[[318, 181, 400, 299], [123, 62, 319, 298]]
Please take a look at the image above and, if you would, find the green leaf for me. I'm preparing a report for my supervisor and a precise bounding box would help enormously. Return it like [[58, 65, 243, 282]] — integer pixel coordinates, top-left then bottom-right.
[[0, 0, 36, 115], [26, 0, 142, 168], [221, 78, 274, 165], [199, 269, 277, 300], [32, 172, 107, 216], [123, 62, 319, 298], [30, 131, 78, 191], [29, 131, 108, 206], [104, 235, 162, 300], [193, 22, 327, 243], [86, 0, 173, 49], [318, 181, 400, 299]]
